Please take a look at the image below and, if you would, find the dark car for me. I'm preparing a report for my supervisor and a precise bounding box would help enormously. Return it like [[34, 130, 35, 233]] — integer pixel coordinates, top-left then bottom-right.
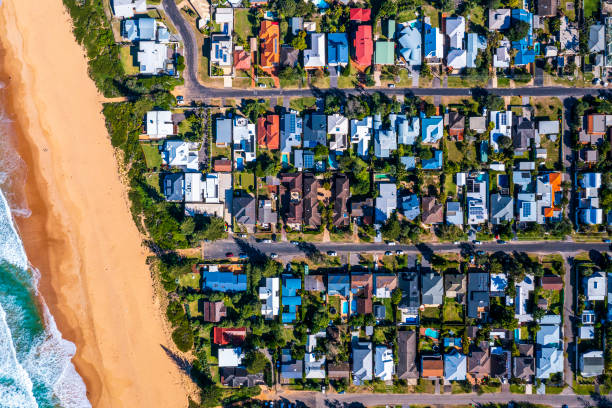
[[225, 252, 234, 258]]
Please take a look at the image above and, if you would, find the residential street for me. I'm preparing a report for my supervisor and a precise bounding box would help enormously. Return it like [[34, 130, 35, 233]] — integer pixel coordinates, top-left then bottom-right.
[[161, 0, 606, 101], [271, 390, 612, 408], [563, 255, 576, 389], [203, 238, 611, 260]]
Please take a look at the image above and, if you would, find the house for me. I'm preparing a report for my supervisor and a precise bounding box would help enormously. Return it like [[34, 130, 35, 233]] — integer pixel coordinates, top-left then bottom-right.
[[447, 49, 467, 70], [328, 274, 350, 298], [281, 275, 302, 323], [581, 310, 596, 339], [586, 114, 606, 135], [260, 21, 280, 69], [349, 8, 371, 22], [280, 173, 303, 229], [184, 172, 219, 203], [447, 112, 465, 140], [517, 193, 537, 222], [515, 275, 534, 322], [219, 367, 264, 387], [422, 116, 444, 144], [203, 301, 227, 322], [304, 33, 326, 68], [218, 348, 244, 367], [374, 41, 395, 65], [396, 115, 420, 145], [514, 117, 536, 153], [488, 9, 511, 31], [513, 344, 535, 381], [466, 172, 488, 225], [353, 25, 373, 66], [445, 273, 466, 302], [397, 21, 422, 66], [258, 199, 277, 228], [467, 33, 487, 68], [490, 273, 508, 296], [421, 271, 443, 306], [234, 47, 252, 71], [589, 24, 605, 53], [375, 346, 394, 381], [374, 114, 398, 158], [535, 172, 562, 224], [538, 120, 560, 136], [584, 272, 607, 301], [327, 362, 351, 379], [123, 18, 156, 41], [536, 315, 561, 346], [398, 271, 420, 324], [327, 33, 349, 66], [202, 267, 247, 292], [489, 194, 513, 224], [290, 17, 303, 35], [303, 114, 327, 148], [352, 341, 373, 385], [280, 349, 303, 381], [511, 9, 535, 65], [305, 332, 326, 379], [375, 275, 398, 298], [162, 140, 198, 171], [280, 46, 299, 67], [351, 273, 373, 312], [446, 16, 465, 49], [560, 17, 579, 54], [259, 277, 280, 319], [112, 0, 147, 19], [280, 112, 303, 155], [446, 201, 463, 225], [536, 347, 563, 379], [490, 111, 513, 152], [375, 183, 397, 224], [213, 327, 247, 346], [402, 194, 420, 221], [491, 347, 511, 380], [233, 195, 256, 231], [210, 34, 233, 69], [294, 148, 313, 171], [421, 355, 444, 378], [538, 0, 557, 16], [333, 174, 350, 228], [422, 150, 443, 171], [232, 117, 256, 168], [304, 275, 325, 292], [328, 114, 349, 152], [541, 275, 563, 291], [580, 351, 605, 377], [215, 117, 232, 147], [401, 156, 416, 170], [468, 341, 491, 379], [423, 20, 443, 61], [351, 197, 374, 225], [469, 116, 487, 134], [146, 110, 173, 139], [444, 350, 467, 381], [257, 114, 280, 150], [163, 173, 184, 202], [467, 272, 489, 319], [494, 43, 511, 68], [137, 41, 170, 75], [397, 331, 418, 380], [421, 197, 443, 224], [303, 173, 321, 228], [351, 117, 373, 157]]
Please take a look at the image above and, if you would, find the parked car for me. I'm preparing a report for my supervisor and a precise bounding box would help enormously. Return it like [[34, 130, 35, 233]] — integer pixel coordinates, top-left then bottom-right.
[[385, 251, 393, 256], [290, 240, 300, 245], [239, 253, 247, 259], [386, 241, 396, 246], [262, 239, 272, 243], [327, 250, 337, 256], [453, 241, 460, 245], [604, 239, 611, 243], [225, 252, 234, 258], [258, 83, 267, 88], [395, 250, 404, 255], [388, 83, 395, 88], [176, 95, 184, 105], [473, 240, 482, 245], [270, 253, 278, 259], [498, 240, 507, 244]]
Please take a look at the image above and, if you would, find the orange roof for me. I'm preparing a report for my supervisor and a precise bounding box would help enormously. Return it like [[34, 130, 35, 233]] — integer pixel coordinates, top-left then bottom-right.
[[257, 114, 280, 150], [544, 207, 555, 218], [233, 49, 251, 70], [260, 21, 279, 68], [549, 172, 561, 194], [421, 358, 444, 377]]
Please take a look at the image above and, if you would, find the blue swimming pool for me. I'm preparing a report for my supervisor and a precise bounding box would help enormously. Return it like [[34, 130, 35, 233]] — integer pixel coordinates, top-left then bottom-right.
[[425, 328, 439, 339], [313, 0, 329, 8], [236, 157, 244, 171], [342, 301, 349, 314]]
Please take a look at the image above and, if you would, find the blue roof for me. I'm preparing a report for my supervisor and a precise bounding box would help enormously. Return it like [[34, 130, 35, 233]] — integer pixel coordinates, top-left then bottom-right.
[[158, 26, 170, 42], [123, 19, 138, 41], [511, 9, 533, 48], [480, 141, 488, 162], [514, 49, 535, 65], [466, 33, 486, 68], [581, 208, 602, 225], [163, 173, 184, 201], [423, 23, 441, 58], [283, 296, 302, 306], [402, 194, 420, 220], [327, 33, 349, 65], [421, 116, 443, 143], [202, 271, 247, 292], [444, 350, 467, 381], [328, 274, 350, 297], [422, 150, 443, 170], [138, 18, 156, 41], [283, 276, 302, 296], [400, 156, 416, 170]]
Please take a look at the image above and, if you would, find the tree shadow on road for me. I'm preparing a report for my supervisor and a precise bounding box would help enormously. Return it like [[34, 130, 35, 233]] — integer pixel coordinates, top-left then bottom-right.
[[233, 237, 268, 264]]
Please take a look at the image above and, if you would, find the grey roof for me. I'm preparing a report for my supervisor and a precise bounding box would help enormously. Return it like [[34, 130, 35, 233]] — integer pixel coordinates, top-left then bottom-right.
[[581, 351, 604, 376], [398, 271, 420, 312], [444, 349, 467, 381], [216, 118, 233, 144], [536, 347, 563, 379], [163, 173, 184, 202], [281, 349, 303, 379], [281, 46, 300, 67], [513, 355, 534, 380], [233, 195, 256, 226], [304, 114, 327, 148], [513, 117, 535, 149], [352, 341, 373, 385], [421, 272, 443, 305], [220, 367, 265, 387], [258, 199, 278, 225], [589, 25, 605, 53], [446, 201, 464, 225], [374, 304, 386, 319], [467, 272, 489, 319], [397, 331, 418, 379], [490, 194, 514, 224]]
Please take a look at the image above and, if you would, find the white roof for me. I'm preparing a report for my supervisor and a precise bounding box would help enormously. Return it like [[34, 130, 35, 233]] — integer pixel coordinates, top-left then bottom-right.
[[218, 348, 244, 367], [146, 111, 173, 138], [489, 110, 513, 152], [490, 273, 508, 293], [545, 46, 558, 57], [138, 41, 168, 74], [328, 114, 349, 135], [162, 140, 198, 170], [445, 17, 465, 49], [538, 120, 560, 135], [447, 49, 467, 69], [112, 0, 147, 18], [210, 35, 233, 67], [215, 8, 234, 30], [493, 46, 510, 68], [259, 277, 280, 318], [536, 324, 560, 346], [585, 272, 607, 300], [374, 346, 394, 381], [304, 33, 326, 68]]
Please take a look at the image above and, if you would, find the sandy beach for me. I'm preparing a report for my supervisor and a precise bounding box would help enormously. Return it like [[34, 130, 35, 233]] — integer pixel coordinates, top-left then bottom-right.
[[0, 1, 190, 407]]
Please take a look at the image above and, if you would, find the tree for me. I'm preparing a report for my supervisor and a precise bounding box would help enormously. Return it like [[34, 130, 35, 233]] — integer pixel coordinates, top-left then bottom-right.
[[420, 61, 432, 79], [506, 21, 530, 42], [242, 99, 268, 122], [244, 350, 269, 374], [498, 135, 513, 149], [277, 0, 297, 16], [175, 54, 185, 72], [391, 288, 403, 305], [381, 214, 401, 241], [171, 322, 194, 352], [291, 30, 307, 50]]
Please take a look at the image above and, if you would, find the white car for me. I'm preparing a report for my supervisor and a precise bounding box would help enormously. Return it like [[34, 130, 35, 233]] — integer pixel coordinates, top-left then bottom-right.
[[270, 253, 278, 259], [386, 241, 396, 246], [327, 250, 337, 256], [453, 241, 460, 245], [395, 250, 404, 255], [474, 240, 482, 245], [262, 239, 272, 243]]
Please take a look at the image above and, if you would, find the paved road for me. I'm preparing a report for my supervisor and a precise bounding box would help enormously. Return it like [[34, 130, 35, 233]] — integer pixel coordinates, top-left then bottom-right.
[[204, 238, 611, 260], [161, 0, 606, 101], [563, 255, 576, 389], [274, 390, 612, 408]]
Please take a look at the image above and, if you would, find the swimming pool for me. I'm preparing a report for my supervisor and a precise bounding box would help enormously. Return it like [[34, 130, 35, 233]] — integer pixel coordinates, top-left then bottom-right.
[[312, 0, 329, 8], [342, 301, 349, 314], [425, 328, 439, 339], [236, 157, 244, 171]]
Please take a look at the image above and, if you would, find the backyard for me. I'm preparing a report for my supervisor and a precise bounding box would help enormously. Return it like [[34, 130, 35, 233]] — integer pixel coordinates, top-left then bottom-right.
[[443, 298, 464, 324], [234, 171, 255, 193], [119, 45, 139, 75], [142, 142, 162, 169]]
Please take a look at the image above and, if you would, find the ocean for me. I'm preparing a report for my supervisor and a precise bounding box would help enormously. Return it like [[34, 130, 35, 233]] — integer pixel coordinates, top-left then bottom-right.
[[0, 95, 91, 407]]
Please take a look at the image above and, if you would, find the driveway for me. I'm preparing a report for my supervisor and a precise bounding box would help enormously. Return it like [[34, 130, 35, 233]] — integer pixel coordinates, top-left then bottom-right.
[[329, 66, 338, 88]]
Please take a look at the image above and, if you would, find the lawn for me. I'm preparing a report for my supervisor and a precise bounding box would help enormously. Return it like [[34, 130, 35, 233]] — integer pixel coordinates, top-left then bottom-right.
[[328, 295, 342, 321], [234, 171, 255, 192], [468, 5, 486, 30], [142, 143, 162, 169], [541, 289, 563, 315], [447, 141, 465, 163], [144, 172, 161, 194], [414, 379, 435, 393], [289, 97, 317, 112], [447, 75, 488, 88], [510, 384, 526, 393], [211, 143, 231, 160], [546, 385, 565, 394], [187, 300, 202, 318], [233, 9, 258, 42], [396, 9, 418, 23], [443, 298, 464, 324], [420, 306, 441, 322], [422, 5, 439, 27], [541, 135, 560, 170], [178, 272, 201, 290], [574, 384, 596, 395], [560, 0, 576, 20], [444, 175, 457, 198], [534, 97, 562, 121], [119, 45, 139, 75], [496, 76, 510, 87]]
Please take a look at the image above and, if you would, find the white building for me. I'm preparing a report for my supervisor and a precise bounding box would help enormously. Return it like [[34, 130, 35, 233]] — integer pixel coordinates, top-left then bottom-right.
[[218, 348, 244, 367], [305, 332, 326, 379], [447, 49, 467, 70], [350, 117, 373, 157], [162, 140, 198, 170], [112, 0, 147, 19], [259, 277, 280, 319], [233, 117, 256, 167], [146, 110, 173, 138], [328, 114, 349, 152], [489, 111, 513, 152], [138, 41, 169, 75], [445, 17, 465, 49], [304, 33, 326, 68], [374, 345, 394, 381], [466, 172, 487, 225], [184, 173, 220, 203]]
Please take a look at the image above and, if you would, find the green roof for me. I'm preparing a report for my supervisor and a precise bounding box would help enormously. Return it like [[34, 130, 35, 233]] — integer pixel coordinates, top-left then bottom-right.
[[375, 41, 395, 65], [385, 19, 396, 38]]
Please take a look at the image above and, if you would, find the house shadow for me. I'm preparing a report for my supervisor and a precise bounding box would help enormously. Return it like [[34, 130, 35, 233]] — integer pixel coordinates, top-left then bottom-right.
[[233, 237, 267, 264]]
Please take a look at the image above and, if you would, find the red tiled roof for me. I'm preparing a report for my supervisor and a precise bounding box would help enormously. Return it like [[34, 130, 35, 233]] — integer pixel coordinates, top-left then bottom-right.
[[350, 8, 371, 22], [233, 49, 252, 71], [256, 114, 280, 150], [353, 25, 373, 66], [260, 21, 279, 68], [213, 327, 247, 346], [214, 159, 232, 172]]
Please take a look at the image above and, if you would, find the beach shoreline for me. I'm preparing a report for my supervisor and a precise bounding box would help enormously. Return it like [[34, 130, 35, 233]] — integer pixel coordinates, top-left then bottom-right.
[[0, 1, 191, 407]]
